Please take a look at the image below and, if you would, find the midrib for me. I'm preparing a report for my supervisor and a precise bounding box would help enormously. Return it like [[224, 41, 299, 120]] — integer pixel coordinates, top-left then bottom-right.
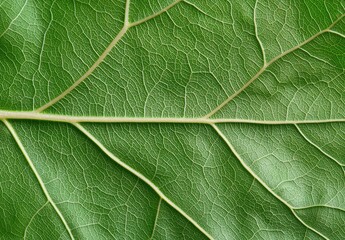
[[0, 110, 344, 124]]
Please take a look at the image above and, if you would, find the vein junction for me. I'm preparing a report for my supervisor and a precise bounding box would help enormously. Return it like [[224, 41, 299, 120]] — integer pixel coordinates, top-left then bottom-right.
[[35, 0, 182, 112]]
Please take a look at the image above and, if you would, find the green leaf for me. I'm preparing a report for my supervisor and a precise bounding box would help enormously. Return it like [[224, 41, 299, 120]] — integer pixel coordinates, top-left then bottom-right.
[[0, 0, 344, 239]]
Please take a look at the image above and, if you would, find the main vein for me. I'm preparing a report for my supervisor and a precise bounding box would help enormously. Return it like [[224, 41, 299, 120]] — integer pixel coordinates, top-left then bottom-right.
[[0, 110, 344, 124], [2, 120, 75, 240]]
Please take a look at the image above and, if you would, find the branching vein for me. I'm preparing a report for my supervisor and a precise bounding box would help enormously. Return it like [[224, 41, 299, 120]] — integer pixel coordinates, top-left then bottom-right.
[[295, 124, 345, 170], [72, 122, 213, 240], [149, 198, 162, 239], [35, 25, 128, 112], [254, 0, 266, 64], [24, 201, 49, 239], [2, 120, 75, 240], [0, 0, 28, 38], [204, 14, 344, 119], [211, 123, 329, 240], [35, 0, 182, 112]]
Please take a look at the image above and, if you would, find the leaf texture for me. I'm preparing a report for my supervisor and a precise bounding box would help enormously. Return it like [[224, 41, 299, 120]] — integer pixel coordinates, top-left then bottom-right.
[[0, 0, 344, 239]]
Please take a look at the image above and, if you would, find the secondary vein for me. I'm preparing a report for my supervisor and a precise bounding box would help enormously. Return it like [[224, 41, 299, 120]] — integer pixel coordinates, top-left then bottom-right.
[[211, 123, 329, 240], [72, 122, 214, 240], [204, 14, 345, 119], [35, 0, 182, 112], [2, 120, 75, 240], [149, 198, 162, 240]]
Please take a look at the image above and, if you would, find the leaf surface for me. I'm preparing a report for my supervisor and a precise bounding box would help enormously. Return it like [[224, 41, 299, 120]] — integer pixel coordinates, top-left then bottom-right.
[[0, 0, 344, 239]]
